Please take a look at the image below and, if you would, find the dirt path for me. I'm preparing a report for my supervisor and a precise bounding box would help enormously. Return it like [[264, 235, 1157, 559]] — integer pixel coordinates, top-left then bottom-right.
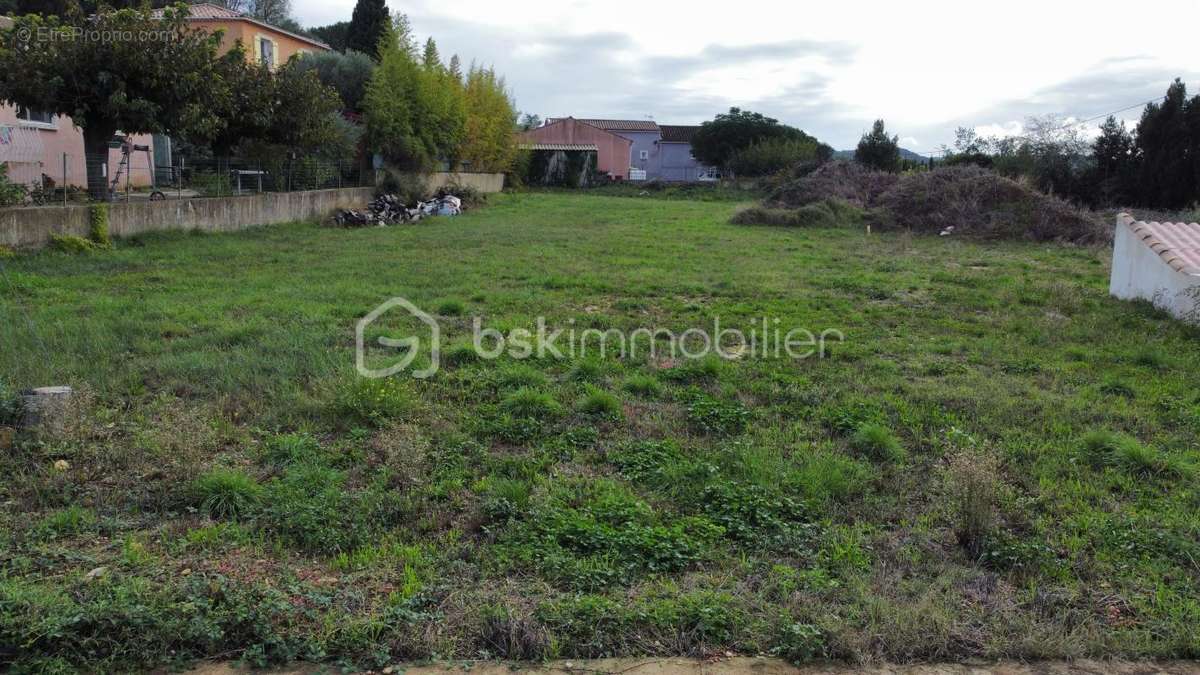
[[182, 656, 1200, 675]]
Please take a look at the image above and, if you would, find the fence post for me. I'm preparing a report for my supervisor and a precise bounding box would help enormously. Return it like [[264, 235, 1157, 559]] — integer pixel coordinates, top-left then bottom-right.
[[62, 153, 68, 207], [178, 156, 184, 201]]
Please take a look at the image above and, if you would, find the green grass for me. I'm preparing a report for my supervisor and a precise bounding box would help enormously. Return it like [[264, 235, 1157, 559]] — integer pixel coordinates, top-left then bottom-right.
[[2, 192, 1200, 670]]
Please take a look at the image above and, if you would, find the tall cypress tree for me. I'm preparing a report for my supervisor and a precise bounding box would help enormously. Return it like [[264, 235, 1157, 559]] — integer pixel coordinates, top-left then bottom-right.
[[1136, 79, 1194, 208], [346, 0, 389, 58]]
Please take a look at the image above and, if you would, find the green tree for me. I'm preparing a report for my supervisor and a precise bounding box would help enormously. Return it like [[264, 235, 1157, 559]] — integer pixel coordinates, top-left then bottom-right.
[[308, 20, 350, 51], [691, 107, 826, 171], [1092, 116, 1138, 205], [267, 61, 343, 153], [460, 64, 517, 172], [416, 38, 465, 167], [363, 16, 428, 169], [293, 49, 375, 112], [0, 5, 223, 199], [204, 45, 277, 155], [855, 119, 901, 172], [1136, 79, 1196, 209], [346, 0, 389, 58]]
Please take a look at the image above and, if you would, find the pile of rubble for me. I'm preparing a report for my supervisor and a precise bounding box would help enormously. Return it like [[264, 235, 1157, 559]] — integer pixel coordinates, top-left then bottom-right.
[[333, 193, 463, 227]]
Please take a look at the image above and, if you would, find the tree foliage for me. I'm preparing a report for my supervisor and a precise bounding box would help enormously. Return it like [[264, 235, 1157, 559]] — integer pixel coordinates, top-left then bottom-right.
[[855, 119, 901, 172], [346, 0, 388, 57], [293, 49, 375, 112], [691, 108, 828, 171], [728, 137, 822, 177], [308, 20, 349, 52], [0, 5, 223, 198], [943, 80, 1200, 209], [459, 64, 517, 172], [363, 17, 515, 173]]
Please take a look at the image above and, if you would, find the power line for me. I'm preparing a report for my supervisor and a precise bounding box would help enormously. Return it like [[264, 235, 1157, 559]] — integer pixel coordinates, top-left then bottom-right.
[[919, 92, 1174, 158]]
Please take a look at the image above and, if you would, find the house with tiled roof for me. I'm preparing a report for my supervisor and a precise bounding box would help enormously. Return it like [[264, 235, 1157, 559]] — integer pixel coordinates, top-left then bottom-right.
[[538, 117, 718, 182], [0, 5, 330, 193], [1110, 213, 1200, 324], [154, 3, 330, 70]]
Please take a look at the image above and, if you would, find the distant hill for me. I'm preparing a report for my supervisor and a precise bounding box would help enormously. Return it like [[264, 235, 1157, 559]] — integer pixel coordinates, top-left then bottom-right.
[[833, 148, 931, 163]]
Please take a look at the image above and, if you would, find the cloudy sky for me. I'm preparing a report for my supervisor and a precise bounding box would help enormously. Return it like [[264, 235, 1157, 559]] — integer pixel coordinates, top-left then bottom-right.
[[292, 0, 1200, 151]]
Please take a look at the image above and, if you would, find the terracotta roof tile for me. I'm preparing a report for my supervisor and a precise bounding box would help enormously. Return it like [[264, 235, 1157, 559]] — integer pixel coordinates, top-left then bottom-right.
[[153, 3, 242, 19], [518, 143, 598, 151], [553, 118, 659, 132], [1123, 215, 1200, 276], [659, 125, 700, 143]]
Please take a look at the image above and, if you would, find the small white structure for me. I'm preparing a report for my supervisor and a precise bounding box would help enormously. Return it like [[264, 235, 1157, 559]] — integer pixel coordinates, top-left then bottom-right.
[[1110, 213, 1200, 324]]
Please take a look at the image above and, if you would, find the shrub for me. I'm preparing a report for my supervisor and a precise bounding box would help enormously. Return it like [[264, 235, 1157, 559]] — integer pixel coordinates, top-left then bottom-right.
[[849, 423, 905, 462], [500, 388, 563, 420], [731, 199, 862, 228], [727, 137, 821, 177], [49, 234, 99, 254], [192, 467, 263, 520], [622, 374, 662, 397], [766, 160, 898, 209], [0, 163, 27, 206], [874, 165, 1106, 243], [944, 450, 1000, 558], [334, 377, 413, 426], [577, 387, 622, 418], [88, 204, 111, 248]]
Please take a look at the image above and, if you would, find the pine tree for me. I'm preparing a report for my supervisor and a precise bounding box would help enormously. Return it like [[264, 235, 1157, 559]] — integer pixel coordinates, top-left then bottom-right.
[[422, 38, 441, 70], [346, 0, 389, 58], [854, 119, 901, 172], [1136, 79, 1194, 208], [1093, 116, 1138, 205], [448, 54, 463, 82]]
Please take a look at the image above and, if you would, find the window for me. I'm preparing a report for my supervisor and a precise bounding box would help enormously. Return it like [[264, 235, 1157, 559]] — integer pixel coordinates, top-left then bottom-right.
[[639, 150, 648, 160], [259, 37, 275, 68], [16, 107, 54, 126]]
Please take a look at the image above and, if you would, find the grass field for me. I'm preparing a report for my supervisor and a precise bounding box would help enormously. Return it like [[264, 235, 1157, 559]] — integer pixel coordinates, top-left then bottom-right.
[[1, 192, 1198, 672]]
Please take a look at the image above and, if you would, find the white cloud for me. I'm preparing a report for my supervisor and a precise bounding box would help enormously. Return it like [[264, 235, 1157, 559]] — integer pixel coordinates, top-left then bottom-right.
[[292, 0, 1200, 149]]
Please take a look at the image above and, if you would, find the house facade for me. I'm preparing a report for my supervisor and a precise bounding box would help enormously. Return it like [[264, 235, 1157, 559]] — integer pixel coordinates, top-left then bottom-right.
[[0, 6, 329, 192], [160, 3, 330, 71], [542, 117, 717, 182], [518, 118, 634, 180]]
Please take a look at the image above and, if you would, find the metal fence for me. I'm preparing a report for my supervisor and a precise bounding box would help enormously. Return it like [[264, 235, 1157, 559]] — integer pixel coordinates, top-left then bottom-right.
[[8, 152, 373, 206]]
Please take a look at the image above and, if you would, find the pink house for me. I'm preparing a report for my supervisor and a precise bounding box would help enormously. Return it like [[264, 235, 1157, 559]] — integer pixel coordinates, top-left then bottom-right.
[[518, 118, 634, 180], [0, 14, 159, 192]]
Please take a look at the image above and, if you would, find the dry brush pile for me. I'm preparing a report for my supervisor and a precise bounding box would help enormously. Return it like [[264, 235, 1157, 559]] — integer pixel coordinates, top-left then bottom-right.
[[735, 161, 1109, 244]]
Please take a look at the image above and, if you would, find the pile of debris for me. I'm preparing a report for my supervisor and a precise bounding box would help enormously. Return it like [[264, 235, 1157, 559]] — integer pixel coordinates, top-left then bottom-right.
[[333, 193, 463, 227]]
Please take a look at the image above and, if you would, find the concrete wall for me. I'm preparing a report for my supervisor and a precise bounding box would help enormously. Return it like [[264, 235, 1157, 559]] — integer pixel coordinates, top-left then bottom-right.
[[0, 186, 374, 250], [1110, 213, 1200, 324]]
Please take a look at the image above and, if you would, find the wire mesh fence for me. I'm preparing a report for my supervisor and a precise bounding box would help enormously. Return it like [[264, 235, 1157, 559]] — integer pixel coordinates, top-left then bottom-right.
[[6, 152, 374, 206], [88, 154, 373, 202]]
